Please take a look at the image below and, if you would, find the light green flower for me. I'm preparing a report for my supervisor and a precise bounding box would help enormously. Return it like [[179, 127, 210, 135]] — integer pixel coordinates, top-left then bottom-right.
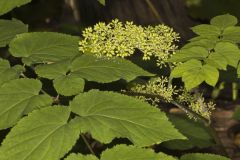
[[79, 19, 179, 67]]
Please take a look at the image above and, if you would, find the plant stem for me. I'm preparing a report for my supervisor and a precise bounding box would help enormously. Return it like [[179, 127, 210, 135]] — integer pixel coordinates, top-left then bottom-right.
[[21, 73, 54, 98], [145, 0, 162, 22], [208, 124, 228, 156], [121, 91, 228, 156], [121, 91, 209, 124], [81, 134, 95, 155]]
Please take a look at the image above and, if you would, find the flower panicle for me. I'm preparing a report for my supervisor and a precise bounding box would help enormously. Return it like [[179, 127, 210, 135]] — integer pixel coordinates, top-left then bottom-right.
[[79, 19, 179, 67]]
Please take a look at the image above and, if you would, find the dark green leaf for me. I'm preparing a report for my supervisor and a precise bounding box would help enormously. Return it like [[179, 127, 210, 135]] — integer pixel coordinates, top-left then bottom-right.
[[70, 54, 154, 83], [169, 47, 208, 62], [0, 0, 32, 16], [0, 107, 80, 160], [210, 14, 238, 29], [0, 19, 28, 47], [9, 32, 80, 65], [0, 79, 52, 129], [191, 24, 221, 36], [70, 90, 185, 147], [181, 153, 230, 160]]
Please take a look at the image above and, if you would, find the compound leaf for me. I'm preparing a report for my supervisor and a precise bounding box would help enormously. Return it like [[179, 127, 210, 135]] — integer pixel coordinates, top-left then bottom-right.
[[9, 32, 80, 65], [0, 107, 80, 160], [70, 90, 185, 147], [171, 60, 219, 90], [0, 19, 28, 47]]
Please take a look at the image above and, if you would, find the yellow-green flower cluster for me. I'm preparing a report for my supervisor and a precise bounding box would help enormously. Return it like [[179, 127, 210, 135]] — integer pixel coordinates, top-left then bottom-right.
[[130, 77, 178, 105], [79, 19, 179, 66], [129, 78, 215, 120], [178, 90, 215, 120]]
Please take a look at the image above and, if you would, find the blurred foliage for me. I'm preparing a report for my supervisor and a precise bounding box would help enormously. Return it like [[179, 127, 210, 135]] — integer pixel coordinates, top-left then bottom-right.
[[185, 0, 240, 20]]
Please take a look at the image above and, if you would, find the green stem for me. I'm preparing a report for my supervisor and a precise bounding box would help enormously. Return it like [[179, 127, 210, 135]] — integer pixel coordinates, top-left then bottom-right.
[[121, 91, 209, 124], [81, 134, 95, 155], [21, 73, 54, 98], [121, 91, 228, 156], [232, 82, 238, 101], [208, 124, 228, 156]]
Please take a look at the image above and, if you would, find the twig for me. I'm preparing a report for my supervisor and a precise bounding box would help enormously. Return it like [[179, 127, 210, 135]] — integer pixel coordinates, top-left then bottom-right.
[[145, 0, 162, 22], [81, 134, 95, 155], [65, 0, 81, 22]]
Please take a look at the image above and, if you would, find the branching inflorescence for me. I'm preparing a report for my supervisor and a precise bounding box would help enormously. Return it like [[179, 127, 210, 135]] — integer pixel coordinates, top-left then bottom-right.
[[79, 19, 216, 121], [79, 19, 179, 67], [129, 77, 215, 120]]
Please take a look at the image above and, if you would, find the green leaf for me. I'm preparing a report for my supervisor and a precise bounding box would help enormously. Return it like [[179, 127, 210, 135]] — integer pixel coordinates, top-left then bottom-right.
[[202, 64, 219, 86], [70, 54, 154, 83], [65, 154, 98, 160], [70, 90, 185, 147], [65, 145, 177, 160], [210, 14, 238, 29], [189, 35, 218, 42], [183, 64, 218, 90], [162, 115, 215, 150], [0, 59, 24, 86], [0, 0, 32, 16], [35, 60, 85, 96], [0, 107, 80, 160], [22, 94, 53, 114], [98, 0, 105, 5], [101, 145, 176, 160], [168, 47, 208, 62], [171, 59, 202, 78], [9, 32, 80, 65], [191, 24, 221, 36], [206, 53, 228, 70], [0, 19, 28, 47], [161, 139, 195, 150], [183, 38, 216, 50], [180, 153, 230, 160], [171, 60, 219, 90], [35, 59, 70, 79], [223, 26, 240, 43], [214, 42, 240, 67], [0, 78, 52, 129], [53, 74, 85, 96]]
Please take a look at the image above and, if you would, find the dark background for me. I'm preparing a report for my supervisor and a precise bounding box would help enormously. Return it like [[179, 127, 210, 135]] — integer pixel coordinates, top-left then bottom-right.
[[2, 0, 240, 42]]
